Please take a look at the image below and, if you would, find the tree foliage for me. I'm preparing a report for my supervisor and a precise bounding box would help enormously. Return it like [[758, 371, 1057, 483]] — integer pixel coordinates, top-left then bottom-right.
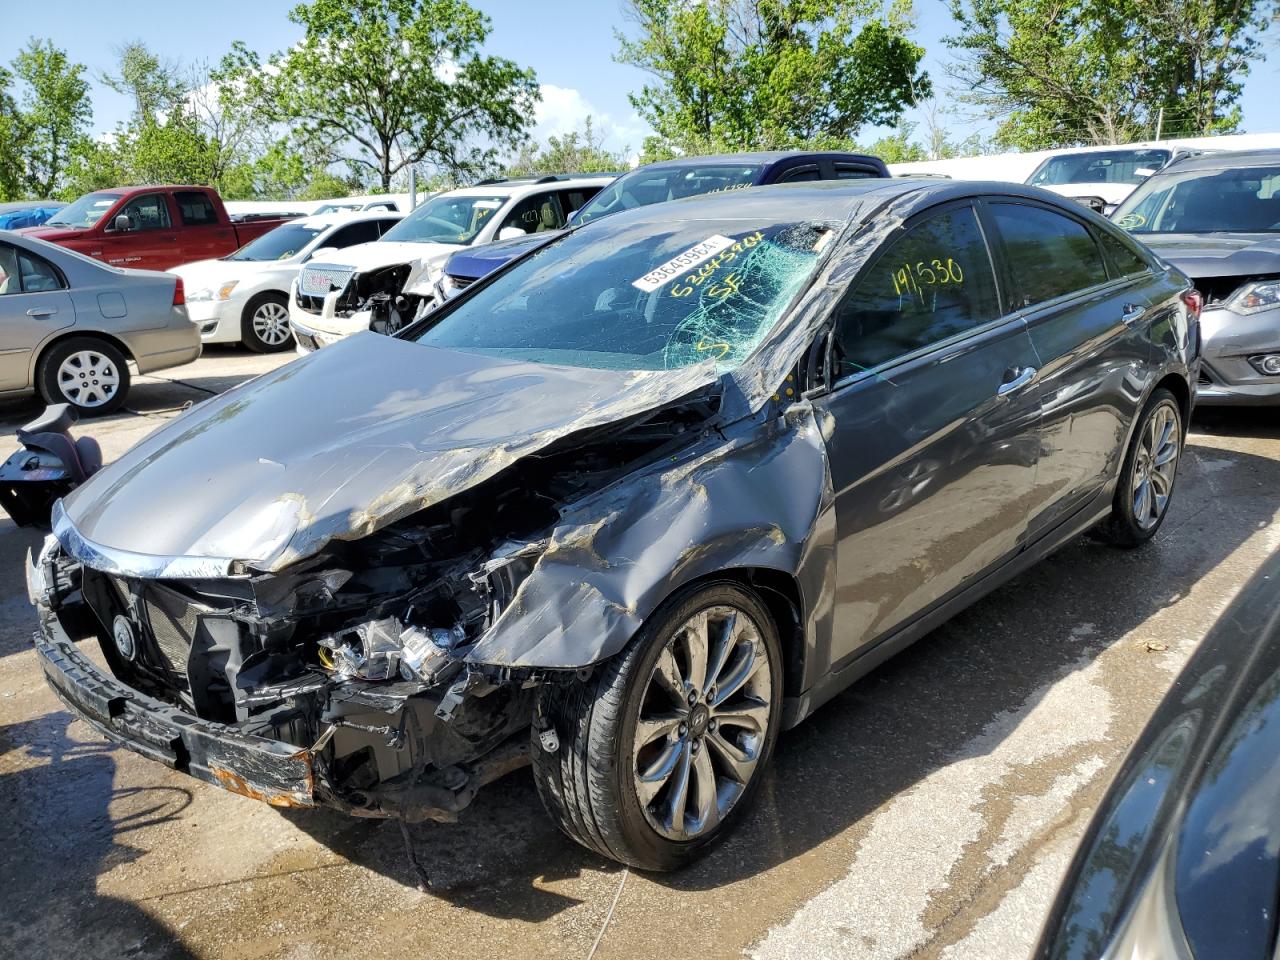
[[947, 0, 1278, 147], [504, 117, 628, 178], [221, 0, 541, 190], [617, 0, 929, 155], [11, 39, 91, 198]]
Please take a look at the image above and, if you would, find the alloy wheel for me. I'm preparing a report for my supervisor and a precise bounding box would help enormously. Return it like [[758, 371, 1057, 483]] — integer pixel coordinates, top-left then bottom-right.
[[632, 604, 773, 842], [1132, 401, 1180, 530], [252, 300, 292, 346], [57, 350, 121, 408]]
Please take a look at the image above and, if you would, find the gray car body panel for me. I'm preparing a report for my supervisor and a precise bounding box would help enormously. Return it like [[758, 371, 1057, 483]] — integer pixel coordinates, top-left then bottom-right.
[[0, 229, 199, 395], [53, 180, 1193, 719]]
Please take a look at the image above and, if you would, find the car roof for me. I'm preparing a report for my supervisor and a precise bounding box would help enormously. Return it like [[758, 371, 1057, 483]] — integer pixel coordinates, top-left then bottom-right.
[[1161, 147, 1280, 172], [444, 175, 616, 200], [294, 210, 405, 230], [639, 150, 880, 170]]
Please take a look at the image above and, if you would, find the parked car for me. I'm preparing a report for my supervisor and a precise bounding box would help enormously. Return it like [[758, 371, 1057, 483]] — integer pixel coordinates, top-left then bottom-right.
[[288, 174, 613, 351], [0, 200, 66, 231], [1112, 148, 1280, 405], [1026, 144, 1199, 214], [29, 180, 1197, 870], [311, 196, 408, 214], [1036, 546, 1280, 960], [171, 211, 402, 352], [20, 186, 296, 272], [0, 230, 198, 415], [437, 150, 891, 296]]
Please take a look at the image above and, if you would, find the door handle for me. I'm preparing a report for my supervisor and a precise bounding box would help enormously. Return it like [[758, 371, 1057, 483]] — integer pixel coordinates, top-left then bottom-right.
[[1121, 303, 1145, 325], [997, 366, 1037, 396], [26, 306, 57, 318]]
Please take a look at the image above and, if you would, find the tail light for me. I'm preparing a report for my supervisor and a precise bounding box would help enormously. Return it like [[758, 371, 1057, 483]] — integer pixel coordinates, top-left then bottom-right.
[[1181, 288, 1203, 320], [172, 276, 185, 306]]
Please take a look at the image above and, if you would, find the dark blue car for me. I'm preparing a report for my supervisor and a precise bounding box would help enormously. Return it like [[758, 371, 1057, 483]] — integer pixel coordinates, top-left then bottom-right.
[[438, 150, 889, 296]]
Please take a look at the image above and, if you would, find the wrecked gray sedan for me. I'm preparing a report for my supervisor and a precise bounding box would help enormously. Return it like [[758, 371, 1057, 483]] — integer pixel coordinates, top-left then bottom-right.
[[29, 180, 1198, 870]]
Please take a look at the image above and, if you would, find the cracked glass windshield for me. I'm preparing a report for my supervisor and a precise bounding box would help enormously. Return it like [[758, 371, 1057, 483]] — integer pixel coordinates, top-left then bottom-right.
[[414, 216, 833, 371]]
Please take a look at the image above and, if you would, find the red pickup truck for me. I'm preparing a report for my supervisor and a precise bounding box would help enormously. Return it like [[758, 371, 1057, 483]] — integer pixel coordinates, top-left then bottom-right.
[[19, 185, 296, 272]]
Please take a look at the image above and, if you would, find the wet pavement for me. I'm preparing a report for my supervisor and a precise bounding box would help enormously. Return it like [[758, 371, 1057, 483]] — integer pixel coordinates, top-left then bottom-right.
[[1, 353, 1277, 960]]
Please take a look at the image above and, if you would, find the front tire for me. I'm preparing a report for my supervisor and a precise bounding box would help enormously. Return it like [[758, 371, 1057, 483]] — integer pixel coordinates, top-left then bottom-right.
[[1097, 388, 1183, 546], [36, 336, 130, 416], [532, 581, 783, 870], [241, 293, 293, 353]]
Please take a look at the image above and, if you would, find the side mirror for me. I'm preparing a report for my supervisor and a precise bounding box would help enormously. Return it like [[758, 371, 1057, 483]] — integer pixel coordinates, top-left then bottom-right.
[[306, 247, 338, 262], [498, 227, 527, 241], [565, 209, 579, 226], [112, 214, 133, 232]]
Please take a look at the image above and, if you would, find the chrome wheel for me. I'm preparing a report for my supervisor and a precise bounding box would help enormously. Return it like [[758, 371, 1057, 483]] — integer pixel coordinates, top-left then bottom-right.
[[632, 604, 773, 842], [1132, 401, 1180, 530], [57, 350, 121, 408], [252, 300, 291, 346]]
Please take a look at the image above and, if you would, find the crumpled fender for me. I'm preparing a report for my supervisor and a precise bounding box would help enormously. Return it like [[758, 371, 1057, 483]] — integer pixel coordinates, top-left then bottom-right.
[[465, 402, 837, 674]]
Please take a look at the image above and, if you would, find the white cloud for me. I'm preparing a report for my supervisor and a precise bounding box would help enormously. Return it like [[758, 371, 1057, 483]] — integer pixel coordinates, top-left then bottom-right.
[[532, 83, 652, 157]]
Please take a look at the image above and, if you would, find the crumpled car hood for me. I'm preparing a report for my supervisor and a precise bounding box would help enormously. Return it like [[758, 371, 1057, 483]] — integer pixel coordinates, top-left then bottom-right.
[[61, 332, 719, 573], [1140, 233, 1280, 279]]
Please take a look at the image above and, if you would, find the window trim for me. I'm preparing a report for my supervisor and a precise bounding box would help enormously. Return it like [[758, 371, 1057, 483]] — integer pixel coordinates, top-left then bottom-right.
[[774, 164, 821, 184], [817, 199, 1009, 392], [977, 197, 1119, 318], [831, 161, 884, 180]]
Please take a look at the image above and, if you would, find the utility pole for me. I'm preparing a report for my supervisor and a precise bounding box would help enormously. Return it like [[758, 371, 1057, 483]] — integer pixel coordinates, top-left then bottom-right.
[[1154, 107, 1164, 141], [409, 164, 417, 210]]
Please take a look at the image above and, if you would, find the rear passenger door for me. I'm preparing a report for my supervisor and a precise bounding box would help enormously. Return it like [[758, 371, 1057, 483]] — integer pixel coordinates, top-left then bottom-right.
[[174, 190, 236, 266], [815, 202, 1042, 668], [0, 242, 74, 390], [981, 200, 1155, 539]]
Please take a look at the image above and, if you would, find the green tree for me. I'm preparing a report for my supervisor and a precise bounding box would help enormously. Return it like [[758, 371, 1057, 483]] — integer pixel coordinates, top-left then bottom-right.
[[505, 117, 628, 177], [221, 0, 541, 191], [0, 67, 27, 200], [11, 39, 91, 198], [101, 41, 186, 123], [616, 0, 929, 154], [947, 0, 1277, 148]]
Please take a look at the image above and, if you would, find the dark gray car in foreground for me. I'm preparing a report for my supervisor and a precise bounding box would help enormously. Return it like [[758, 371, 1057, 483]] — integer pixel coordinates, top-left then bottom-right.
[[1037, 547, 1280, 960], [1113, 149, 1280, 405], [28, 180, 1198, 870]]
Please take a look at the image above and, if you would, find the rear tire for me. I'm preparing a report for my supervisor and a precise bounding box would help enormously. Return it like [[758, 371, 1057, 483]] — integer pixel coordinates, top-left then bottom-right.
[[241, 293, 292, 353], [1097, 388, 1183, 547], [532, 581, 783, 870], [36, 336, 130, 416]]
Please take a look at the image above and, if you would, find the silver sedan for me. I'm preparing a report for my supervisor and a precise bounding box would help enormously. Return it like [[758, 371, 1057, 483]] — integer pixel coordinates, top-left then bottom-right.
[[1, 229, 200, 415]]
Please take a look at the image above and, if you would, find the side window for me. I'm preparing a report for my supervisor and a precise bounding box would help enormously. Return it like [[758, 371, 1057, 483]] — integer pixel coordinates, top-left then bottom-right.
[[776, 165, 820, 183], [375, 218, 400, 236], [18, 250, 63, 292], [833, 205, 1000, 376], [499, 192, 565, 234], [1096, 228, 1149, 278], [989, 204, 1108, 308], [175, 191, 218, 226], [0, 244, 19, 295], [327, 221, 382, 248], [558, 189, 594, 215], [119, 193, 171, 231], [834, 163, 879, 180]]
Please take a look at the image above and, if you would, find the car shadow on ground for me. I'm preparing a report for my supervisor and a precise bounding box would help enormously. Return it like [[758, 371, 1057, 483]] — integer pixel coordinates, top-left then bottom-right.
[[276, 437, 1280, 919], [0, 713, 197, 960]]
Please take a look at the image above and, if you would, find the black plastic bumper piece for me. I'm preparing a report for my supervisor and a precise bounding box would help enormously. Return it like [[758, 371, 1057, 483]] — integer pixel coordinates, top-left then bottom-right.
[[34, 613, 317, 808]]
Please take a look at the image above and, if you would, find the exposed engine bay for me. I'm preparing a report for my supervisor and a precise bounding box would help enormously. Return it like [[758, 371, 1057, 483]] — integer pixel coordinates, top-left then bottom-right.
[[295, 262, 434, 338]]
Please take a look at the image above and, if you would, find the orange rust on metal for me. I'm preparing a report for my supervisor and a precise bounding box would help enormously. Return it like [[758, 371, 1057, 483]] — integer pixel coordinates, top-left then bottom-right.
[[211, 766, 315, 809]]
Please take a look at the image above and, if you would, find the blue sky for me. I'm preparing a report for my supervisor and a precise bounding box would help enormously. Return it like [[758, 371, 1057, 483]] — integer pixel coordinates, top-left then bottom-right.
[[3, 0, 1278, 157]]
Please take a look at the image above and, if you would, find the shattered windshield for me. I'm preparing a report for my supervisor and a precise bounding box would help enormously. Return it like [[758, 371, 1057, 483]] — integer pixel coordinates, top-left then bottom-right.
[[380, 194, 506, 245], [226, 223, 326, 261], [44, 191, 122, 228], [575, 164, 763, 225], [414, 215, 833, 371], [1113, 165, 1280, 233]]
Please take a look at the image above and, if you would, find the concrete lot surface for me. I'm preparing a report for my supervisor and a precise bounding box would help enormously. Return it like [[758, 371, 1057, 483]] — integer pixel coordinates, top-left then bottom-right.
[[1, 347, 1277, 960]]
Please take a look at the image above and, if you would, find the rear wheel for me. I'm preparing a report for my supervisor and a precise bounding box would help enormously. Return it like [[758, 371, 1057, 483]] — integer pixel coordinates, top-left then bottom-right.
[[36, 336, 130, 416], [241, 293, 292, 352], [1097, 388, 1182, 546], [532, 581, 782, 870]]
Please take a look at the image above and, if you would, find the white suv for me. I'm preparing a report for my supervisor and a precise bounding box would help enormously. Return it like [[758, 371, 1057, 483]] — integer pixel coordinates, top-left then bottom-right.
[[289, 174, 614, 351]]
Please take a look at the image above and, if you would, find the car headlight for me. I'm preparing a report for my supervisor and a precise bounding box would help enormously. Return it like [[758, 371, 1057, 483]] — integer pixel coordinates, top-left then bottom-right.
[[1226, 279, 1280, 314]]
